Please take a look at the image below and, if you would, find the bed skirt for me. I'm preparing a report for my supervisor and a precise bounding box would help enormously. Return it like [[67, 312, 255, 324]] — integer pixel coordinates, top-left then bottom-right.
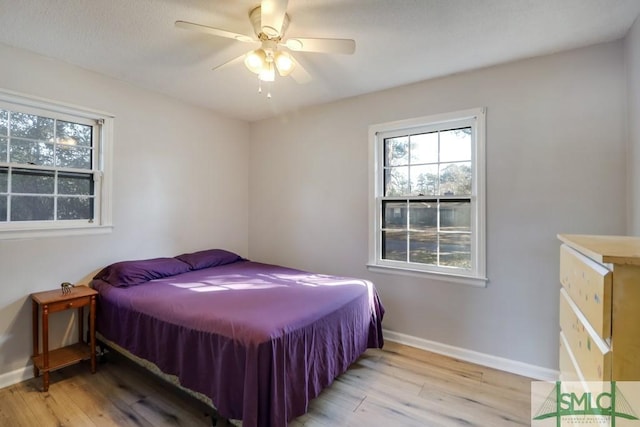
[[96, 331, 242, 426]]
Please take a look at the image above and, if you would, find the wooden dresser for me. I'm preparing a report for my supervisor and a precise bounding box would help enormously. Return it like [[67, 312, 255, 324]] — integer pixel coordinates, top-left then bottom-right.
[[558, 234, 640, 381]]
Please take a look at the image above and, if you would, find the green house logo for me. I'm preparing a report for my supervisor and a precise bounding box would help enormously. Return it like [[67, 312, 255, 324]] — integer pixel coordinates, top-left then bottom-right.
[[533, 381, 639, 426]]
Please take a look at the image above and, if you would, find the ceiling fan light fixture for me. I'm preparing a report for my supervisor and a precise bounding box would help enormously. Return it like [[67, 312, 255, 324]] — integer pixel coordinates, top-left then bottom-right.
[[244, 49, 267, 74], [274, 51, 295, 76], [177, 1, 356, 96]]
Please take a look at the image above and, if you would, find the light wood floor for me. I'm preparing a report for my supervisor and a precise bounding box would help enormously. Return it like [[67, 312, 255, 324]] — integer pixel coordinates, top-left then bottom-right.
[[0, 341, 533, 426]]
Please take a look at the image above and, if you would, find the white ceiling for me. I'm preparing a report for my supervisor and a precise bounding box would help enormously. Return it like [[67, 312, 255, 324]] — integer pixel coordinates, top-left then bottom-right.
[[0, 0, 639, 122]]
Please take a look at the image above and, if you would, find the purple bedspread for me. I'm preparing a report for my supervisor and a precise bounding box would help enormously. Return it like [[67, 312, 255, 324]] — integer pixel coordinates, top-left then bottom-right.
[[92, 261, 384, 427]]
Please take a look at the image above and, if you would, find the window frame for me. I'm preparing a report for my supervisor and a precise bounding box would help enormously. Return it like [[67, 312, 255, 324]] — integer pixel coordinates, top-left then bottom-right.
[[368, 108, 487, 287], [0, 88, 113, 240]]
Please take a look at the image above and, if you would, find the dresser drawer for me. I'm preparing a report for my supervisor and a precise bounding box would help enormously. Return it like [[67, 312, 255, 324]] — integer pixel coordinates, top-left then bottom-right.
[[560, 244, 612, 340], [559, 332, 581, 381], [559, 288, 611, 381]]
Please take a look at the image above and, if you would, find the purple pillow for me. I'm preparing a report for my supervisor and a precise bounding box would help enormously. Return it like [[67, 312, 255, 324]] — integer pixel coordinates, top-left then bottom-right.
[[175, 249, 243, 270], [94, 257, 191, 287]]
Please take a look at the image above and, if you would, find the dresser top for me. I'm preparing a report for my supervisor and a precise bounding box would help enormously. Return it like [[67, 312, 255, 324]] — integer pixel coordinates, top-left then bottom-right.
[[558, 234, 640, 266]]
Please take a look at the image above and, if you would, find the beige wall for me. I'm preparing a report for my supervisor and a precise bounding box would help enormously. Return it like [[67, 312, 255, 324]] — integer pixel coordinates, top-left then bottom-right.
[[249, 41, 628, 370], [627, 16, 640, 235], [0, 43, 250, 381]]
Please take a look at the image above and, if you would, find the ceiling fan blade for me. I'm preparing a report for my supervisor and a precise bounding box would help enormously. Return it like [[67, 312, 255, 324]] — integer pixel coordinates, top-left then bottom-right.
[[175, 20, 255, 43], [212, 54, 246, 72], [289, 57, 312, 84], [285, 37, 355, 55], [260, 0, 288, 37]]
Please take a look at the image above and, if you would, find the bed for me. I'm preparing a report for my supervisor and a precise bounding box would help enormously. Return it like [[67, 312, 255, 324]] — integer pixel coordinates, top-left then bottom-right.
[[90, 249, 384, 427]]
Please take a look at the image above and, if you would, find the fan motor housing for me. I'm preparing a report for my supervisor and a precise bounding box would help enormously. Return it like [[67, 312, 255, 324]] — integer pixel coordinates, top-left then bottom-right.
[[249, 6, 290, 39]]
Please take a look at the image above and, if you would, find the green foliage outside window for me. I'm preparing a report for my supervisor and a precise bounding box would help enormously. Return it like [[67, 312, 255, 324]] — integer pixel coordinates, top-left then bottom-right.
[[0, 109, 94, 222]]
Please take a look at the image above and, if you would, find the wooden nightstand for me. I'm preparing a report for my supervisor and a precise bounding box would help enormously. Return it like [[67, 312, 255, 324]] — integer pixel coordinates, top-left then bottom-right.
[[31, 285, 97, 391]]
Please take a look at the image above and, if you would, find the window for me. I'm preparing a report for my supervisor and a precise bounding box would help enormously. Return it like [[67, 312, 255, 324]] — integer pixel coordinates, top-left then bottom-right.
[[0, 89, 113, 239], [368, 108, 486, 286]]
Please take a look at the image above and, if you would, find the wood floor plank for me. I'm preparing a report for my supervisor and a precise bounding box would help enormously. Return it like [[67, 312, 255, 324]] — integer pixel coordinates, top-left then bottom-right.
[[55, 364, 154, 427], [0, 385, 43, 427], [0, 342, 534, 427], [98, 358, 213, 426], [418, 380, 530, 426], [15, 373, 97, 426], [354, 394, 455, 427], [381, 342, 485, 380]]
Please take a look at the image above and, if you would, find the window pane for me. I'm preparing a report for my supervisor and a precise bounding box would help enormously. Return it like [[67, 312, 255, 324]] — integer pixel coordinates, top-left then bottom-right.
[[382, 201, 406, 230], [10, 138, 54, 166], [57, 196, 93, 220], [0, 167, 6, 193], [382, 230, 406, 261], [56, 145, 91, 169], [10, 112, 54, 140], [410, 132, 438, 164], [0, 196, 6, 221], [440, 127, 471, 162], [410, 164, 438, 196], [0, 110, 7, 136], [58, 172, 93, 195], [384, 136, 408, 166], [409, 201, 437, 230], [439, 162, 471, 196], [439, 233, 471, 269], [11, 196, 54, 221], [12, 169, 54, 194], [0, 137, 6, 162], [409, 231, 437, 265], [440, 200, 471, 232], [56, 120, 92, 147], [384, 166, 409, 196]]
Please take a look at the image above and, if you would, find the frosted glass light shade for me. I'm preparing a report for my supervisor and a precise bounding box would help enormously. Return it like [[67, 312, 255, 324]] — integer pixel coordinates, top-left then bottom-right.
[[258, 62, 275, 82], [244, 49, 266, 74], [274, 51, 295, 76]]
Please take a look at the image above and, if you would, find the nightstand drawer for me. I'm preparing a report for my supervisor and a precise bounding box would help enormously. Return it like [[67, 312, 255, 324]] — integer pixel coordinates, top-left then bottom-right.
[[559, 288, 611, 381], [560, 244, 612, 340], [47, 295, 91, 313]]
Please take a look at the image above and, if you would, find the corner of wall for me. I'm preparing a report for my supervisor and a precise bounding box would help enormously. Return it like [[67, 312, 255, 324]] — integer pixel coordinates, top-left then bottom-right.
[[625, 14, 640, 235]]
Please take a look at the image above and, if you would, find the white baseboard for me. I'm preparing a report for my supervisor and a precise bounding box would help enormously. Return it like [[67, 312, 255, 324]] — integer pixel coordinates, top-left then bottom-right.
[[0, 365, 32, 389], [383, 329, 558, 381]]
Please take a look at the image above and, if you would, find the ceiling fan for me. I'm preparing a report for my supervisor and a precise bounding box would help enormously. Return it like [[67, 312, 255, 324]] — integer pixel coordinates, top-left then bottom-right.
[[175, 0, 356, 97]]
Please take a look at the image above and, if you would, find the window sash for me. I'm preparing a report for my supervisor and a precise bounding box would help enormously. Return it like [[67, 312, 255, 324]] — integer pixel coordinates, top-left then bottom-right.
[[368, 108, 486, 285], [377, 196, 476, 273], [1, 165, 97, 223]]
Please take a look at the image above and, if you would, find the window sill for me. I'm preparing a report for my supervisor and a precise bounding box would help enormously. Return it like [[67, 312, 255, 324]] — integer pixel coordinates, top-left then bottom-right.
[[366, 264, 488, 287], [0, 224, 113, 240]]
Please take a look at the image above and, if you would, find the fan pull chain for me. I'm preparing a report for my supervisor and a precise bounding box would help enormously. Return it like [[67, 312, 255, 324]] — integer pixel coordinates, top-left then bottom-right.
[[256, 76, 273, 99]]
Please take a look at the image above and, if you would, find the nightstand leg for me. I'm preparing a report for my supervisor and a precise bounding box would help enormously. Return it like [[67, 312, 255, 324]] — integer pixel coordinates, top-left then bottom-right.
[[32, 300, 39, 378], [90, 295, 96, 373], [42, 304, 49, 392], [78, 306, 84, 343]]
